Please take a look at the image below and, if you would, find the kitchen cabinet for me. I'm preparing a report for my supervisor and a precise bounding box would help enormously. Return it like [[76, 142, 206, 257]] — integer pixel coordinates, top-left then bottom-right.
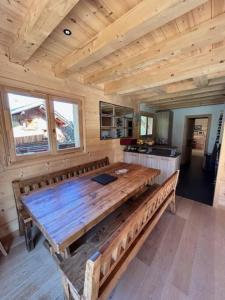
[[123, 152, 140, 164], [124, 152, 180, 184], [156, 110, 173, 145]]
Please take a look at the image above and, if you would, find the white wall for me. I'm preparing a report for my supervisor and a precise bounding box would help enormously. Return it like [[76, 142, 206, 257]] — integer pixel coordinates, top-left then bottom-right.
[[172, 104, 225, 154]]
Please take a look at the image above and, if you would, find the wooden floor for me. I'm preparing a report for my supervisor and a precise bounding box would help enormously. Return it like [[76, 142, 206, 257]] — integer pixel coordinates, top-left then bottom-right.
[[1, 196, 225, 300], [177, 152, 215, 206]]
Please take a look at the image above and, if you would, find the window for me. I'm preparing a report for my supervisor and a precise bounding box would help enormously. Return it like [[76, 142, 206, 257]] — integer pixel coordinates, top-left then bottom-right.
[[147, 117, 153, 135], [53, 100, 80, 150], [140, 116, 147, 136], [140, 115, 154, 136], [8, 93, 50, 155], [2, 89, 83, 163]]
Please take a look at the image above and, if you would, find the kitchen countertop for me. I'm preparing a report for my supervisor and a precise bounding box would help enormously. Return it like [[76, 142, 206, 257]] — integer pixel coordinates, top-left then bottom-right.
[[147, 144, 178, 149], [124, 150, 181, 158]]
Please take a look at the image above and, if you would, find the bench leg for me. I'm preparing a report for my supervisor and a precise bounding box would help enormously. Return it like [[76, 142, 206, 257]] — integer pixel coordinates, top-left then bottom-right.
[[62, 275, 73, 300], [18, 214, 25, 236], [0, 241, 7, 256], [59, 247, 71, 260], [169, 193, 176, 214], [24, 220, 34, 252]]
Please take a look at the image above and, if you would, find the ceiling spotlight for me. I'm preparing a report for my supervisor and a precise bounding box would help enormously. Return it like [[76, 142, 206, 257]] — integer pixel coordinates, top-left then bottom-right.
[[63, 28, 72, 36]]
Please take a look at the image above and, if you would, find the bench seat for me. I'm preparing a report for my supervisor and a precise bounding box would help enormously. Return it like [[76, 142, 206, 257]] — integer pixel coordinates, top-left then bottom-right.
[[60, 171, 179, 300], [61, 185, 158, 296]]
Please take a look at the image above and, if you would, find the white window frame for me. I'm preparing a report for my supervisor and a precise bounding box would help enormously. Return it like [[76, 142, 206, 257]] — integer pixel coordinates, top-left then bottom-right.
[[49, 96, 83, 154], [0, 86, 84, 165], [139, 113, 155, 137]]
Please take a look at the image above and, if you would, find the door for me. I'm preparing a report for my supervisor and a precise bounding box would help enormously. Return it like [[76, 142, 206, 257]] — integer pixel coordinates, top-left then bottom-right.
[[183, 118, 195, 164]]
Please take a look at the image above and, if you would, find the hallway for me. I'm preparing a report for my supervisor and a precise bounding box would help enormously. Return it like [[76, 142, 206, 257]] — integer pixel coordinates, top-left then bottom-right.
[[176, 151, 215, 206]]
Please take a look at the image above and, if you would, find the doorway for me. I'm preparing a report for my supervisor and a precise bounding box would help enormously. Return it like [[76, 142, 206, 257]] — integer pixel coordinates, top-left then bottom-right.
[[176, 115, 215, 206], [192, 118, 209, 157]]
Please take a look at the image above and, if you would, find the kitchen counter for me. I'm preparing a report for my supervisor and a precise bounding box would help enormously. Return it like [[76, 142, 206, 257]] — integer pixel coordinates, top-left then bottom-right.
[[123, 151, 181, 184], [124, 149, 181, 158]]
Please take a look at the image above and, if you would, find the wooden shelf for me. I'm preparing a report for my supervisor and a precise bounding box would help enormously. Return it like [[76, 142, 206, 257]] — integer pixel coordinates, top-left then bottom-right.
[[100, 101, 134, 140], [101, 114, 114, 117]]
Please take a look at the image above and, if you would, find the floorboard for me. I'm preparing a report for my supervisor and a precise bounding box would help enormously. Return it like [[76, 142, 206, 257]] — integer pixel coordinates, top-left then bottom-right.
[[1, 197, 225, 300]]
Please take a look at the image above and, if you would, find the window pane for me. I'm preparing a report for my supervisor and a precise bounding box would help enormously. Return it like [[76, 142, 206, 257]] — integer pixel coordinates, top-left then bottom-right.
[[8, 93, 49, 155], [53, 100, 80, 150], [140, 116, 147, 136], [147, 117, 153, 135]]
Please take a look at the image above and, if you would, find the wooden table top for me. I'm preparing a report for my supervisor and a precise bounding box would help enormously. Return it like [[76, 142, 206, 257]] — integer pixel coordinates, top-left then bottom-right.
[[22, 162, 160, 253]]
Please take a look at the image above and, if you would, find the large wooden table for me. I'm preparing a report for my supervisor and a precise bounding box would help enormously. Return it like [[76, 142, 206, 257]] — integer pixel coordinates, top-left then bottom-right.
[[21, 162, 160, 254]]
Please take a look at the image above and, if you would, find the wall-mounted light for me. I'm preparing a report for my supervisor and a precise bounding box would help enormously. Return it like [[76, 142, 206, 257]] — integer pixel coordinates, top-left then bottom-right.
[[63, 28, 72, 36]]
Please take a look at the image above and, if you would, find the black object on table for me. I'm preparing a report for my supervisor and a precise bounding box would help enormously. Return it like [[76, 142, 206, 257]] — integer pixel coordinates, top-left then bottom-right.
[[92, 173, 118, 185]]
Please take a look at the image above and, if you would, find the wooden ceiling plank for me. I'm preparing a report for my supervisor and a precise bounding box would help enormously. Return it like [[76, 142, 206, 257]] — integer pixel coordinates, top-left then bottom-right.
[[209, 75, 225, 85], [193, 75, 208, 87], [154, 97, 225, 109], [155, 97, 225, 107], [134, 79, 225, 101], [105, 45, 225, 95], [152, 97, 225, 107], [9, 0, 80, 64], [147, 90, 225, 104], [156, 102, 225, 110], [85, 13, 225, 84], [164, 80, 197, 93], [54, 0, 208, 77], [131, 76, 225, 95], [151, 87, 166, 95]]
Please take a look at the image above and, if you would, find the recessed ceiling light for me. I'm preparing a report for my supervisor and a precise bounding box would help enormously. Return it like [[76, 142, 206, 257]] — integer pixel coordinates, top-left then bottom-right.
[[63, 28, 72, 36]]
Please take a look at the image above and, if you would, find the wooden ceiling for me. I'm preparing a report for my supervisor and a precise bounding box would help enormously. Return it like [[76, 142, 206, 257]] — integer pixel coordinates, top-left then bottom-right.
[[1, 0, 225, 109]]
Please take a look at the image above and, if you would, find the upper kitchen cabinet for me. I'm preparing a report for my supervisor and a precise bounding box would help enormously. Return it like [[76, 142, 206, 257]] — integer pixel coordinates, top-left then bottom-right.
[[156, 111, 173, 145]]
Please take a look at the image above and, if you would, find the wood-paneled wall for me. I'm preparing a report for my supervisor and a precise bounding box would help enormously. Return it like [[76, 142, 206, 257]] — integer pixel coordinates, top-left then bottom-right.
[[214, 120, 225, 208], [0, 53, 134, 238]]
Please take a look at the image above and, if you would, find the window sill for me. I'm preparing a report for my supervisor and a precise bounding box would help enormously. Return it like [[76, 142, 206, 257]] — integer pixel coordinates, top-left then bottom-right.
[[5, 149, 89, 171]]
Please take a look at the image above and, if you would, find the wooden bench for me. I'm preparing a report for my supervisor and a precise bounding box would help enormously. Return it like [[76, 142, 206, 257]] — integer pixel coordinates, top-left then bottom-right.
[[12, 157, 110, 252], [60, 170, 179, 300]]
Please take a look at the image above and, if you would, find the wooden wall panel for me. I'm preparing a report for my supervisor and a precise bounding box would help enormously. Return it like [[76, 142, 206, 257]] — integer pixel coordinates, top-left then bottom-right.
[[214, 119, 225, 208], [0, 54, 134, 238]]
